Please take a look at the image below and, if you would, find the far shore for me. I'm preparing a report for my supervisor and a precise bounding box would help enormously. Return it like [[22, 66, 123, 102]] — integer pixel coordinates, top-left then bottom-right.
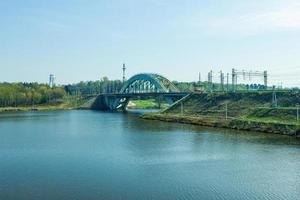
[[0, 105, 77, 112]]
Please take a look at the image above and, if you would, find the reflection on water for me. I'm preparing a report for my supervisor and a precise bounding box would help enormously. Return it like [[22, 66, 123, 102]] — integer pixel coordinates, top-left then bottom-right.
[[0, 110, 299, 200]]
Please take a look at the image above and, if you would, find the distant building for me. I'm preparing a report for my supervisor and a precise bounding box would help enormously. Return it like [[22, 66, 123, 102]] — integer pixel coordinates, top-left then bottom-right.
[[49, 74, 55, 88]]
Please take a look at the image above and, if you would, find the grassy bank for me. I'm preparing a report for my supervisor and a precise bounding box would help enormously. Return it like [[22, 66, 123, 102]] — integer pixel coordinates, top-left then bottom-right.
[[0, 96, 91, 112], [142, 113, 300, 136], [142, 92, 300, 136], [0, 104, 75, 112], [128, 99, 168, 109]]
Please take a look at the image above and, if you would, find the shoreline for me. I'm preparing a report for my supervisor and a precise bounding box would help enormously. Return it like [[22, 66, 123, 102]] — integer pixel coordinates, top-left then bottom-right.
[[0, 105, 77, 113], [142, 113, 300, 137], [2, 104, 300, 137]]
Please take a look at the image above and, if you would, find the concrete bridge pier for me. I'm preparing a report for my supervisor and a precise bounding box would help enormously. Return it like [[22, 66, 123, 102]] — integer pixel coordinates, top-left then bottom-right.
[[90, 95, 119, 111]]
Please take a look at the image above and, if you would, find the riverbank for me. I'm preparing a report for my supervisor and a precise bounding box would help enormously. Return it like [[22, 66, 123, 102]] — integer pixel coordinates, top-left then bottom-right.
[[0, 104, 76, 112], [0, 95, 96, 113], [142, 92, 300, 136], [127, 99, 168, 109], [142, 113, 300, 136]]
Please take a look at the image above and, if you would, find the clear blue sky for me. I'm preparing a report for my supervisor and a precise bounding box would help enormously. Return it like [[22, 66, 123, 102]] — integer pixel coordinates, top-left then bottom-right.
[[1, 0, 300, 86]]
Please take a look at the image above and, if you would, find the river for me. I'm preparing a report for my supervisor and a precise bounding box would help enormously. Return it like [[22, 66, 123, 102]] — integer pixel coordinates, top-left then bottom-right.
[[0, 110, 299, 200]]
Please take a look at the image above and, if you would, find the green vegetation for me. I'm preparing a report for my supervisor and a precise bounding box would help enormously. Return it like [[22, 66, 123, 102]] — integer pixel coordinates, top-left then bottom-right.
[[128, 99, 168, 109], [172, 81, 269, 92], [64, 77, 122, 95], [0, 94, 88, 112], [143, 91, 300, 136], [0, 82, 96, 112], [165, 91, 300, 121], [244, 107, 300, 124], [0, 83, 66, 107], [0, 78, 125, 112], [142, 113, 300, 136], [0, 104, 74, 112], [0, 75, 126, 112]]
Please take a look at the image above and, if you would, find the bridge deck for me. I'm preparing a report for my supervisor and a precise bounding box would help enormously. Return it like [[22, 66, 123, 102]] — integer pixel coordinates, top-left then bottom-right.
[[99, 92, 190, 98]]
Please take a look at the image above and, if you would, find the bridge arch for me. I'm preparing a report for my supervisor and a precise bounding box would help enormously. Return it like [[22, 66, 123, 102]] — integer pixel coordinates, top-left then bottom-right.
[[93, 73, 182, 110], [120, 73, 179, 94]]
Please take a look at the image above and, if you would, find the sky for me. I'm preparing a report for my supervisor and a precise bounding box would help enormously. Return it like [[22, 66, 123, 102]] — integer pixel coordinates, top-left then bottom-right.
[[1, 0, 300, 86]]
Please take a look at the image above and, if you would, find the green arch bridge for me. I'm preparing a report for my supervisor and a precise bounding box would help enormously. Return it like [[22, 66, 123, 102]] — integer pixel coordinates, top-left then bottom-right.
[[90, 73, 190, 111]]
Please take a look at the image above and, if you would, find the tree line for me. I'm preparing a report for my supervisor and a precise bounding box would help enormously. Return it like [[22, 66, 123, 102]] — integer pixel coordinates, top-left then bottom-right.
[[0, 77, 124, 107], [1, 77, 267, 108], [0, 83, 66, 107], [64, 77, 123, 96]]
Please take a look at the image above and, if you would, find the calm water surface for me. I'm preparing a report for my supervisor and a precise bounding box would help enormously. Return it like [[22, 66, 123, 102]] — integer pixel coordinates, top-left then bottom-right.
[[0, 110, 299, 200]]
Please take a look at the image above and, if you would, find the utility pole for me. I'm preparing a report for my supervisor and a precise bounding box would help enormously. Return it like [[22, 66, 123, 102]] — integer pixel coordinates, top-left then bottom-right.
[[208, 70, 213, 93], [220, 71, 224, 92], [272, 86, 278, 107], [207, 71, 211, 92], [122, 63, 126, 83], [296, 104, 299, 122], [232, 68, 236, 92], [264, 70, 268, 89], [194, 72, 202, 93], [181, 101, 183, 115], [225, 102, 228, 120], [226, 73, 229, 92]]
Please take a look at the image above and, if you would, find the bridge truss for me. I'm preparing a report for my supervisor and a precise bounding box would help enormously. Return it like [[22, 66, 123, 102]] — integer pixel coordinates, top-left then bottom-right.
[[92, 73, 187, 111]]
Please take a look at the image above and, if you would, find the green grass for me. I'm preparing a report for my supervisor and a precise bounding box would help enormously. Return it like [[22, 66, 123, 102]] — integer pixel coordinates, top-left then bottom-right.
[[0, 96, 85, 112], [242, 116, 300, 125], [0, 104, 75, 112], [143, 112, 300, 135], [147, 92, 300, 135], [129, 99, 168, 109]]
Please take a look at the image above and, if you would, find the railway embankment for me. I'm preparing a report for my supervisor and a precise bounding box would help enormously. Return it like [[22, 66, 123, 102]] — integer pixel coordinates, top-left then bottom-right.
[[142, 91, 300, 136]]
